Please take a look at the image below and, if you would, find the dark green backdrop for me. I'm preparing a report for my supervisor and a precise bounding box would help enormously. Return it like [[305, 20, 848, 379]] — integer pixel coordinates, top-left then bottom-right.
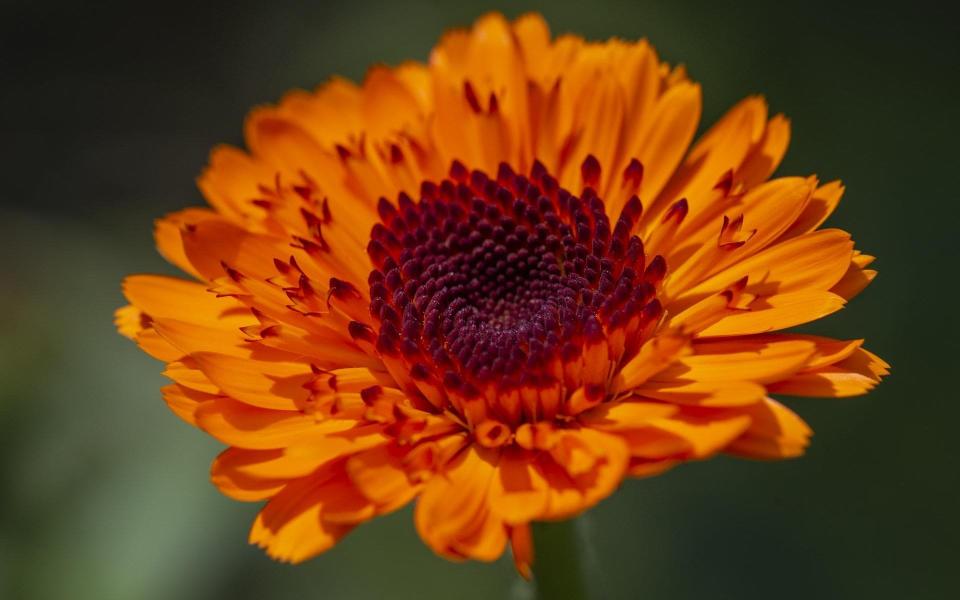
[[2, 1, 957, 598]]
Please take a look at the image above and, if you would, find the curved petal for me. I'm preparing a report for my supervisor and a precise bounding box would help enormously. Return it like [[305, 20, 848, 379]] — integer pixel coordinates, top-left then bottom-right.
[[248, 472, 362, 563]]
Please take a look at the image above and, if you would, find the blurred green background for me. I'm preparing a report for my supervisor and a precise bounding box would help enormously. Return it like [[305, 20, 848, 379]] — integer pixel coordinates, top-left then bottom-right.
[[2, 0, 957, 598]]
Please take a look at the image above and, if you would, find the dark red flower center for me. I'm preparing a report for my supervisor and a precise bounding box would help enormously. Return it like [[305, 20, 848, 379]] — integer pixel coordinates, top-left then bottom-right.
[[367, 158, 664, 393]]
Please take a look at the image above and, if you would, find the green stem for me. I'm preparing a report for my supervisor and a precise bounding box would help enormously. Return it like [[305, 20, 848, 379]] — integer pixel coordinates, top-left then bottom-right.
[[532, 519, 588, 600]]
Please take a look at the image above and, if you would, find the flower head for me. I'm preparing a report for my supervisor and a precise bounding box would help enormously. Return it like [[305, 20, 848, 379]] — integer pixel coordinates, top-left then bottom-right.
[[117, 12, 887, 576]]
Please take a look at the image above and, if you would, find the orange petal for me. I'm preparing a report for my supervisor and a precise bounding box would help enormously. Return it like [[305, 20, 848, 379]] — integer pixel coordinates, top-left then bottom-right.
[[638, 379, 767, 407], [512, 13, 551, 73], [179, 216, 286, 282], [415, 445, 504, 560], [153, 208, 220, 278], [698, 291, 846, 337], [510, 523, 534, 580], [274, 77, 363, 146], [122, 274, 251, 326], [647, 413, 752, 458], [736, 114, 791, 187], [768, 347, 888, 397], [830, 255, 877, 300], [625, 81, 702, 208], [725, 333, 862, 371], [579, 400, 679, 431], [361, 66, 424, 139], [627, 458, 680, 478], [245, 109, 335, 179], [726, 398, 812, 459], [249, 474, 358, 563], [198, 145, 277, 222], [652, 96, 766, 221], [487, 447, 550, 524], [673, 228, 854, 303], [618, 428, 691, 459], [449, 504, 509, 562], [162, 359, 220, 394], [160, 383, 215, 426], [114, 305, 144, 339], [663, 337, 818, 384], [346, 443, 422, 512], [563, 75, 625, 192], [230, 425, 389, 479], [150, 318, 252, 359], [541, 428, 629, 519], [194, 397, 354, 449], [614, 331, 690, 391], [191, 352, 312, 410], [778, 180, 845, 241], [211, 447, 288, 501]]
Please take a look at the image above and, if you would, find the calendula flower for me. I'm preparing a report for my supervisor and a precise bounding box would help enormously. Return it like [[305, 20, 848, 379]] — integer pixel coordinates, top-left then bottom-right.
[[116, 12, 887, 577]]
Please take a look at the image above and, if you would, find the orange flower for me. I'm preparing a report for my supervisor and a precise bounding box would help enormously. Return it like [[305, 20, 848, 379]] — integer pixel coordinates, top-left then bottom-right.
[[116, 13, 887, 576]]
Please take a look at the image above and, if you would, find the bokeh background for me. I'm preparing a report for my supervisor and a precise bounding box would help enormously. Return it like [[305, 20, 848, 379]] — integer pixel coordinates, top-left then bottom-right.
[[2, 0, 957, 598]]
